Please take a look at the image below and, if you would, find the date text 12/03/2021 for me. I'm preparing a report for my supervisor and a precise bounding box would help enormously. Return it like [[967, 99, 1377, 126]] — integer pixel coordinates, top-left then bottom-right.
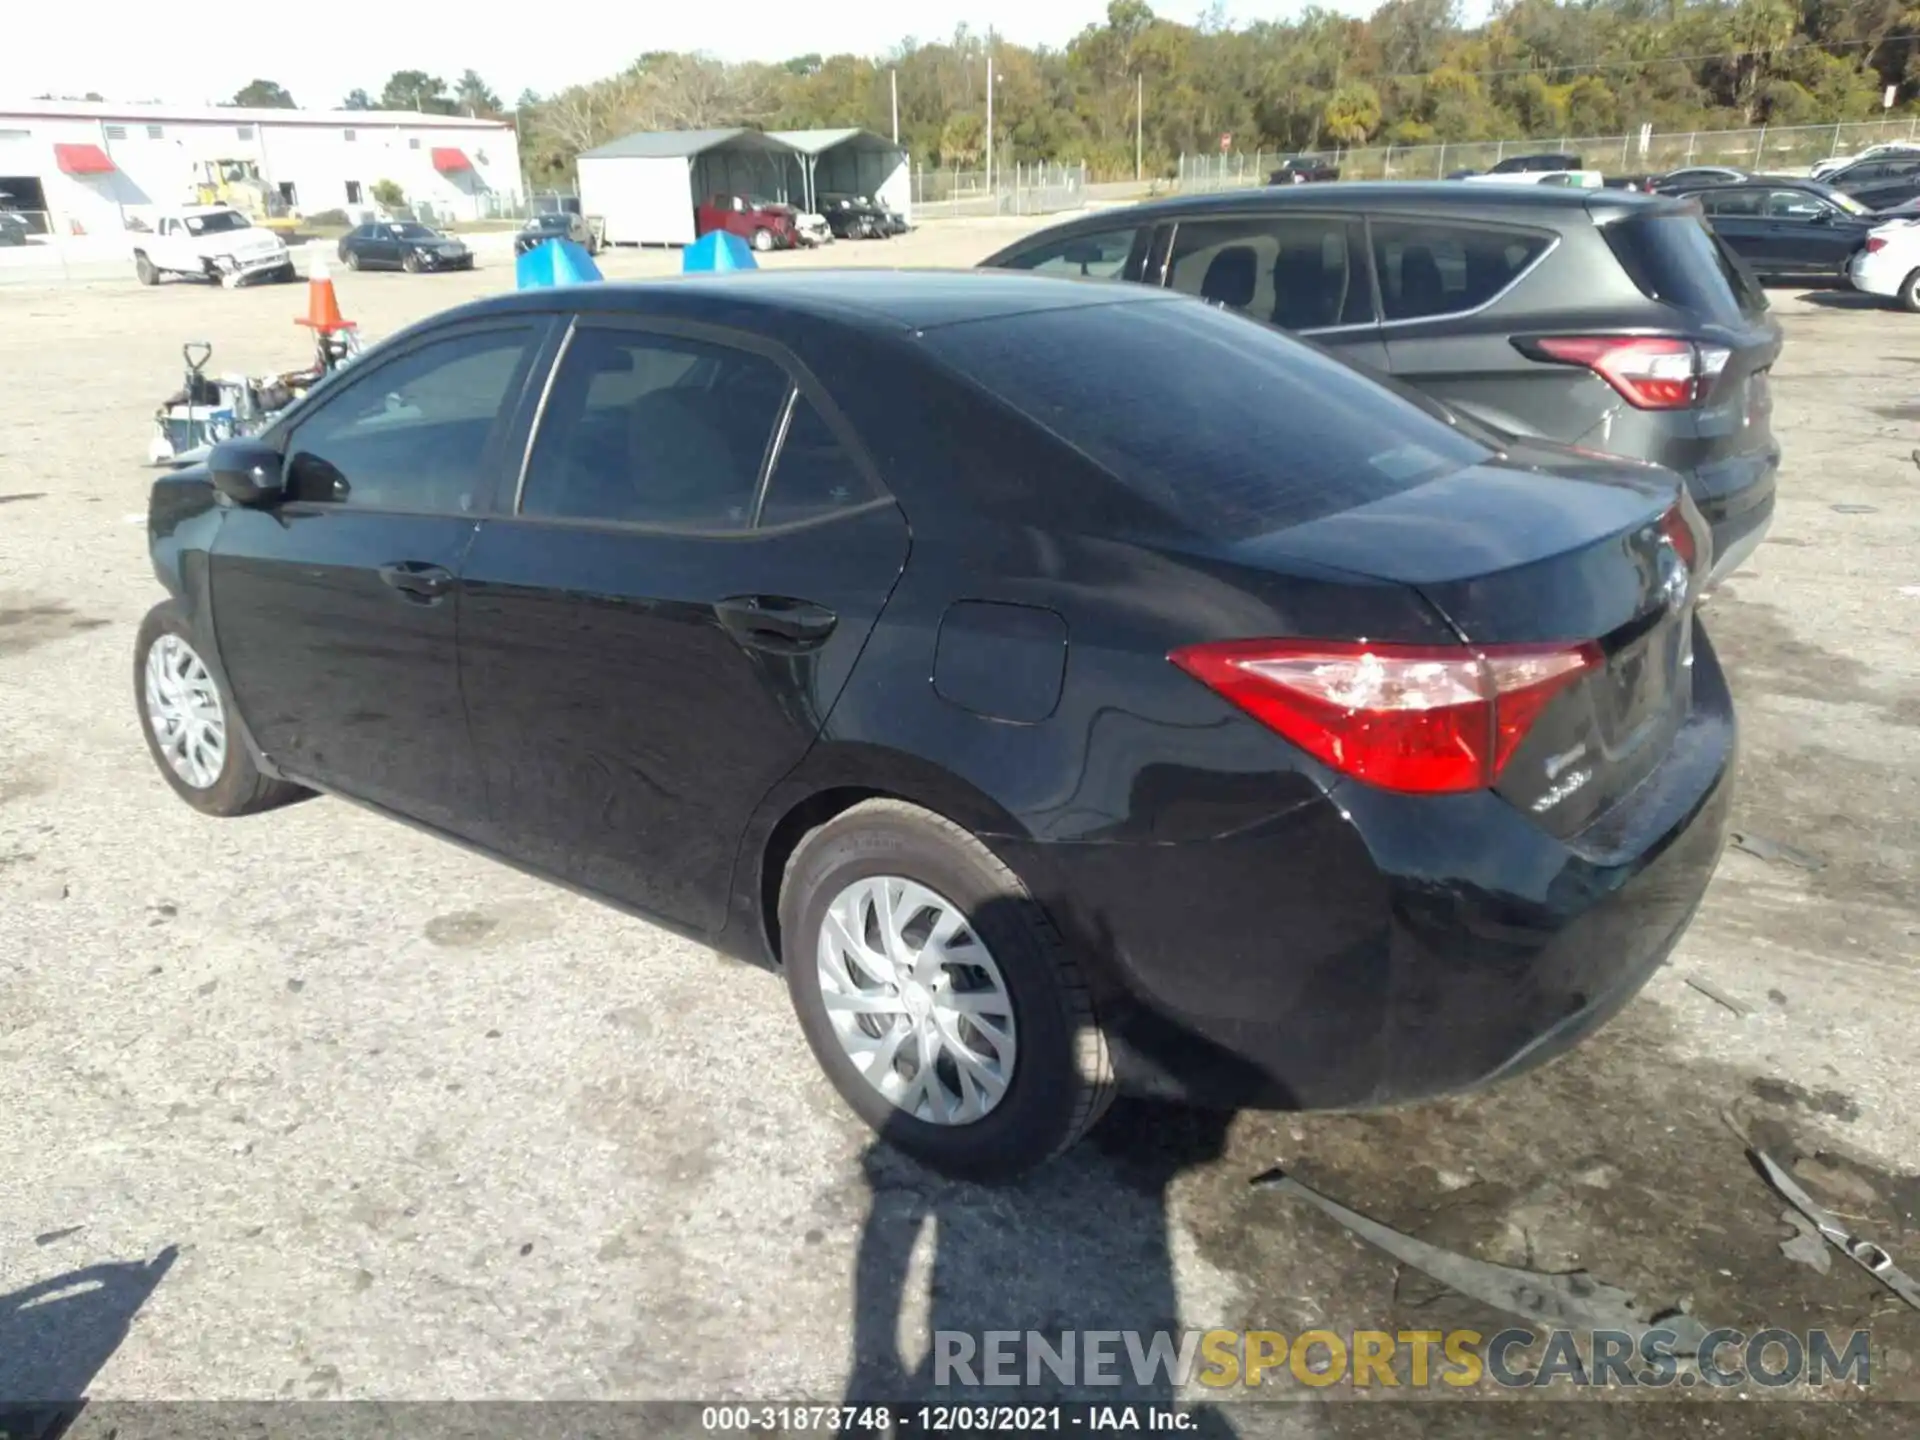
[[700, 1405, 1195, 1433]]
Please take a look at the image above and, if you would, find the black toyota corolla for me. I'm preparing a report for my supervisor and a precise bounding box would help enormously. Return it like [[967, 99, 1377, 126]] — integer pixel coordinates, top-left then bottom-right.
[[135, 271, 1734, 1180]]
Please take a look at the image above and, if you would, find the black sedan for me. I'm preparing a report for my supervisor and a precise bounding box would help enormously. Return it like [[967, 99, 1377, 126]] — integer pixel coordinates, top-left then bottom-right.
[[515, 211, 597, 255], [337, 222, 473, 273], [135, 271, 1732, 1180], [818, 193, 890, 239], [1269, 154, 1340, 184], [1668, 178, 1876, 279]]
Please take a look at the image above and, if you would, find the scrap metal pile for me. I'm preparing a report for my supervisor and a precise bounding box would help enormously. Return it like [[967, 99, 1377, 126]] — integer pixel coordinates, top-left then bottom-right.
[[147, 260, 364, 467]]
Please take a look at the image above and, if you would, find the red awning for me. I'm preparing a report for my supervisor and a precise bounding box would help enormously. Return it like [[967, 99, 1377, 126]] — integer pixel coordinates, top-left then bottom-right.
[[54, 143, 116, 176], [431, 147, 472, 174]]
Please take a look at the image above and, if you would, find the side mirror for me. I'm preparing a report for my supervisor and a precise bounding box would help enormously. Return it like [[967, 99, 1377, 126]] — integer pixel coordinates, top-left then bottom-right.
[[1811, 209, 1834, 224], [209, 437, 283, 506]]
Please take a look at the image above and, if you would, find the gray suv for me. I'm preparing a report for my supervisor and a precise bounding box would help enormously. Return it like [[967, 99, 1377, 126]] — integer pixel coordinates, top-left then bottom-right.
[[982, 184, 1781, 582]]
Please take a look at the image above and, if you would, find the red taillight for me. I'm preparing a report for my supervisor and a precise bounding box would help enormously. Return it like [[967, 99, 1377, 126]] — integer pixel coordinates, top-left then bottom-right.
[[1525, 336, 1732, 410], [1658, 502, 1699, 573], [1866, 236, 1889, 253], [1168, 639, 1603, 795]]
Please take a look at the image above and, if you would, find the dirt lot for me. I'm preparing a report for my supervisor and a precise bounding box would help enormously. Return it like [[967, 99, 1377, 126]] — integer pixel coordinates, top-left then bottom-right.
[[1, 217, 1917, 1428]]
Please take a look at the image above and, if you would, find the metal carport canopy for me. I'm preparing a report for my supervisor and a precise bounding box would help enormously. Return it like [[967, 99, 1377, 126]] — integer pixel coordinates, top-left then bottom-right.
[[578, 127, 805, 217], [770, 129, 901, 213]]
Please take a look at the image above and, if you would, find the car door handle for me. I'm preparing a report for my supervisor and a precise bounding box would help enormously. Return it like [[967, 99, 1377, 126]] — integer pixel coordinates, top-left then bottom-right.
[[379, 561, 454, 603], [715, 595, 837, 650]]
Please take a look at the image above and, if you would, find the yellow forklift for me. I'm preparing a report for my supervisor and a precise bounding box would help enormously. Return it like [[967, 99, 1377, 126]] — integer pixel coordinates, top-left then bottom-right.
[[192, 159, 301, 235]]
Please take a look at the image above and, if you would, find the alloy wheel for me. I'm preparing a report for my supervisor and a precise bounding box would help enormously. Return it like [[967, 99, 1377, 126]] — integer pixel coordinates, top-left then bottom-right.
[[143, 634, 227, 790], [815, 875, 1017, 1125]]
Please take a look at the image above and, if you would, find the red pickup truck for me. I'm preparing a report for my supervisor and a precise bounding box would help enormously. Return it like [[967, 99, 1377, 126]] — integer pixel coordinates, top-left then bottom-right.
[[695, 193, 799, 253]]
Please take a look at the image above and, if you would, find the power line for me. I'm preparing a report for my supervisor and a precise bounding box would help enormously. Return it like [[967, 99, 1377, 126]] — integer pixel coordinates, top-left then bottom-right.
[[1377, 36, 1883, 83]]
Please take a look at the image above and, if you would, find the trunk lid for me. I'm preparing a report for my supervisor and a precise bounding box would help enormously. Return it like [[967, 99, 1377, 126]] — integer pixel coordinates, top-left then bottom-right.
[[1235, 459, 1699, 836]]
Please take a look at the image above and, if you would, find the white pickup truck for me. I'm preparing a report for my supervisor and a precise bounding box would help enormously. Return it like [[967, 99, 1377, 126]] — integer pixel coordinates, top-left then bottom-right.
[[133, 206, 296, 287]]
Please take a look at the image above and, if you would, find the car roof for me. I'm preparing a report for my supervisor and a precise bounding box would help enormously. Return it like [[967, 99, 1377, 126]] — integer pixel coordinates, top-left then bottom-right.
[[425, 268, 1183, 335], [1014, 181, 1688, 231]]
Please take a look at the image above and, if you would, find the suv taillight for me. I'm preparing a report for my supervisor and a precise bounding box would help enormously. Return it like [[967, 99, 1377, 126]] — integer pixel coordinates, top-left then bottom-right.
[[1168, 639, 1602, 795], [1866, 236, 1889, 253], [1520, 336, 1732, 410]]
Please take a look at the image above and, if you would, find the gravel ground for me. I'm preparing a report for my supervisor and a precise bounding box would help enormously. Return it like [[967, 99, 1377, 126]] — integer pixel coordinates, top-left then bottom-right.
[[1, 219, 1917, 1429]]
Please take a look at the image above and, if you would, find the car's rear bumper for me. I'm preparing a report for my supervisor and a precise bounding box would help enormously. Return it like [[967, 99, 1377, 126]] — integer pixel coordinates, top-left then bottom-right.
[[1848, 245, 1909, 298], [998, 625, 1736, 1112], [1583, 404, 1778, 586]]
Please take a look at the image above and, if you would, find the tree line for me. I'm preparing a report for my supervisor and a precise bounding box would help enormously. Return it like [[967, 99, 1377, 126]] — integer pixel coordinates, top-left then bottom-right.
[[224, 0, 1920, 182]]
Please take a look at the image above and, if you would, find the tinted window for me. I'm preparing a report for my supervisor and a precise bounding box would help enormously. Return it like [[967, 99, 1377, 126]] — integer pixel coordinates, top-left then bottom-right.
[[519, 327, 789, 531], [1765, 189, 1830, 219], [185, 211, 249, 235], [758, 396, 880, 527], [1603, 213, 1767, 320], [1705, 188, 1763, 217], [993, 226, 1140, 279], [920, 298, 1491, 539], [284, 327, 537, 512], [1166, 215, 1373, 330], [1370, 221, 1551, 321]]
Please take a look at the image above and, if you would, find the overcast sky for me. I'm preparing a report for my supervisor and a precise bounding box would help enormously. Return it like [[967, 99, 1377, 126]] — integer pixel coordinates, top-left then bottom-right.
[[2, 1, 1384, 110]]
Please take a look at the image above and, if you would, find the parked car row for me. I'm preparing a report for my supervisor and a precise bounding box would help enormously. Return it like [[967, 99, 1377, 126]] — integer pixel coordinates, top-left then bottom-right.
[[693, 192, 906, 252], [132, 172, 1768, 1181]]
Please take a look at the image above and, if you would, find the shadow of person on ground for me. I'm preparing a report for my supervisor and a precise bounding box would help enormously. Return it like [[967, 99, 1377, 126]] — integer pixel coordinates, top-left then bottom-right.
[[841, 1101, 1239, 1436], [0, 1244, 178, 1433]]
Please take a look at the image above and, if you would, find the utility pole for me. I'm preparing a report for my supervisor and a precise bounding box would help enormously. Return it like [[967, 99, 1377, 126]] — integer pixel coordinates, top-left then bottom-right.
[[1135, 72, 1143, 182], [985, 44, 995, 200], [890, 69, 899, 144]]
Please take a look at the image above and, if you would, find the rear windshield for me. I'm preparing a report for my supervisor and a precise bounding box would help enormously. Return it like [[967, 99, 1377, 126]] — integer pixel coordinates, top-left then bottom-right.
[[1604, 213, 1767, 320], [919, 298, 1493, 539]]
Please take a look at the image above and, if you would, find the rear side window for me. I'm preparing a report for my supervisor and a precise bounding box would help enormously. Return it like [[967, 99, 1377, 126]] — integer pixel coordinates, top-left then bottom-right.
[[1603, 213, 1767, 320], [519, 327, 789, 531], [1164, 215, 1373, 330], [919, 298, 1492, 539], [1370, 221, 1551, 321], [991, 226, 1141, 280], [758, 396, 880, 527]]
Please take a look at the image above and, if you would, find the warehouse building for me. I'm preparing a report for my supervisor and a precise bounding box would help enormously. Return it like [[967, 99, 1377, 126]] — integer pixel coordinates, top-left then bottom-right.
[[0, 99, 522, 236], [578, 127, 910, 246]]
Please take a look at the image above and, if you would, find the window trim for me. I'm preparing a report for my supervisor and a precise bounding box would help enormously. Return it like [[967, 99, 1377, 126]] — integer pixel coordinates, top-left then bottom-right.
[[506, 312, 892, 538], [1159, 211, 1382, 334], [267, 315, 558, 520]]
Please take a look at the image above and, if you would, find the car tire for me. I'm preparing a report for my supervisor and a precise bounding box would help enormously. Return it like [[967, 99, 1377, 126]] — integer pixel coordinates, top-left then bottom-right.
[[780, 798, 1115, 1181], [274, 262, 297, 283], [403, 251, 421, 274], [135, 252, 159, 286], [134, 601, 308, 819], [1900, 269, 1920, 314], [344, 249, 361, 271], [750, 227, 774, 253]]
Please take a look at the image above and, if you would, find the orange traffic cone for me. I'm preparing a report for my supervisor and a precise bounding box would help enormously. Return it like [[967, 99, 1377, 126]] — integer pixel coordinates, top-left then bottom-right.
[[295, 255, 356, 336]]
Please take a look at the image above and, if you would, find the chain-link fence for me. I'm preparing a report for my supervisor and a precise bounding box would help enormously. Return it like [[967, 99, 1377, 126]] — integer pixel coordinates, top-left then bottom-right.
[[911, 162, 1090, 218], [1166, 118, 1920, 194]]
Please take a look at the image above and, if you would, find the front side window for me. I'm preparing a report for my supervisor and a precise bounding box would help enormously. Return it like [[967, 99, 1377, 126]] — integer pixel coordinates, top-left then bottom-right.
[[1165, 215, 1372, 330], [518, 327, 790, 531], [992, 226, 1141, 280], [1370, 220, 1552, 322], [283, 327, 537, 512]]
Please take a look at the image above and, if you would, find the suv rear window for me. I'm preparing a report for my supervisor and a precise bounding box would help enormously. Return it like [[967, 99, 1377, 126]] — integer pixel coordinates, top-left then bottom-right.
[[919, 298, 1493, 539], [1603, 213, 1766, 320]]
